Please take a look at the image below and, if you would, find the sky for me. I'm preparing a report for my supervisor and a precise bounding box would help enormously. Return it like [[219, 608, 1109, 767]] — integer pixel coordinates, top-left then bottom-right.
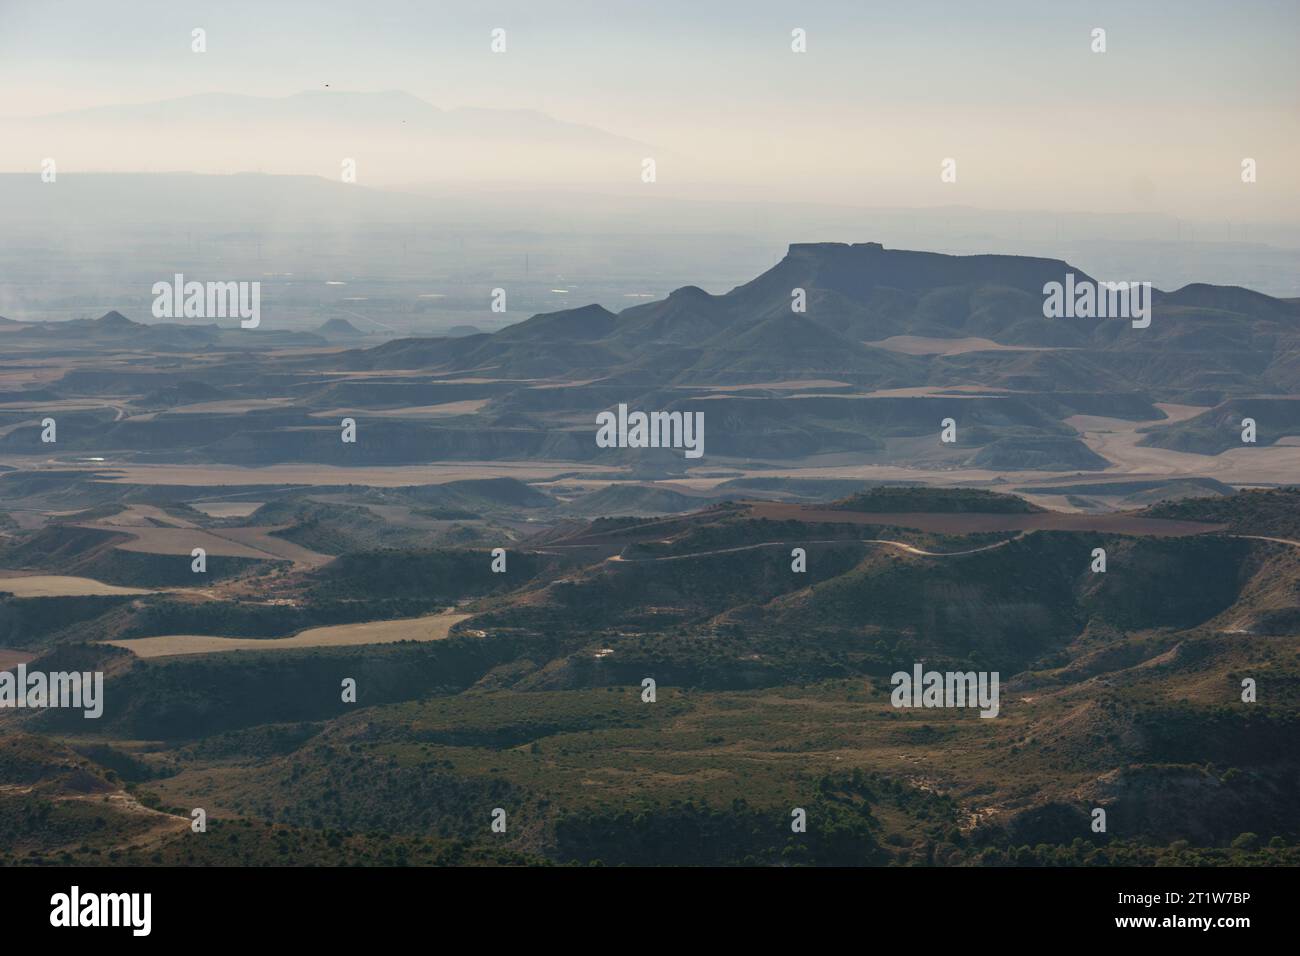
[[1, 0, 1297, 218]]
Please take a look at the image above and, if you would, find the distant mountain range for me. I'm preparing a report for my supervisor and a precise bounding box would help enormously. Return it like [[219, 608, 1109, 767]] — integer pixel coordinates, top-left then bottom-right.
[[2, 90, 651, 187], [2, 242, 1297, 470], [21, 90, 643, 147], [327, 241, 1300, 398], [1, 308, 324, 351]]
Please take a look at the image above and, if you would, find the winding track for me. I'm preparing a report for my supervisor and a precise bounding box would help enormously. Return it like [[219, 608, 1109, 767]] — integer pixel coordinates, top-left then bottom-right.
[[1230, 534, 1300, 549], [600, 531, 1300, 564], [606, 534, 1023, 563]]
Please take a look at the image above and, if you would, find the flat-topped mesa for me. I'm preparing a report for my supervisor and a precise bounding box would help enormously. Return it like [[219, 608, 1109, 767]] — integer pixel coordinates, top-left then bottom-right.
[[787, 241, 884, 256], [765, 241, 1083, 296]]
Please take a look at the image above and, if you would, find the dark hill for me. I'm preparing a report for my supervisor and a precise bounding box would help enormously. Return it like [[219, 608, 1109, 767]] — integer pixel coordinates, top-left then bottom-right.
[[316, 318, 366, 336], [1139, 487, 1300, 539], [495, 304, 616, 342]]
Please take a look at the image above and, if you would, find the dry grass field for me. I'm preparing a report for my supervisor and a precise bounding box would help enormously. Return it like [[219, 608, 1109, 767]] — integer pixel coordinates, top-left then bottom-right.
[[307, 400, 491, 418], [65, 461, 605, 487], [188, 501, 266, 518], [103, 608, 472, 658], [0, 649, 37, 669], [0, 573, 154, 597], [864, 335, 1064, 355], [76, 522, 333, 568]]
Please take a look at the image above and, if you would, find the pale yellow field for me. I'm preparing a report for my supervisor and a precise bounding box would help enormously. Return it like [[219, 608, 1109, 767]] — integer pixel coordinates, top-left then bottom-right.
[[0, 649, 36, 670], [25, 460, 608, 487], [308, 400, 490, 419], [0, 574, 153, 597], [210, 526, 334, 568], [96, 504, 197, 528], [188, 501, 265, 518], [674, 379, 855, 391], [104, 609, 473, 658], [163, 398, 293, 414], [865, 335, 1063, 355], [97, 527, 278, 559], [78, 523, 332, 568]]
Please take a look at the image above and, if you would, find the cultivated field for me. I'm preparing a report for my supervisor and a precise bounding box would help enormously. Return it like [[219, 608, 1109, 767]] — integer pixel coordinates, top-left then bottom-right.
[[1065, 407, 1300, 482], [0, 573, 154, 597], [865, 335, 1064, 355], [81, 523, 332, 568], [189, 501, 265, 518], [103, 608, 473, 658], [96, 504, 197, 528], [307, 400, 491, 418], [96, 526, 281, 559], [0, 650, 37, 669], [16, 460, 608, 487]]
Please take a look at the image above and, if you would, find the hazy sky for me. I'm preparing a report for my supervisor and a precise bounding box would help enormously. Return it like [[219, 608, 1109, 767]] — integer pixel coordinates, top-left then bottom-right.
[[1, 0, 1297, 217]]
